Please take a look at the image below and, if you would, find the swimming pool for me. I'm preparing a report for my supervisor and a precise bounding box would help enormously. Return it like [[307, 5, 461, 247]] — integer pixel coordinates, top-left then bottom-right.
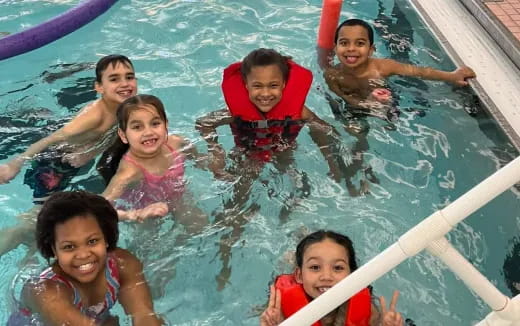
[[1, 0, 519, 324]]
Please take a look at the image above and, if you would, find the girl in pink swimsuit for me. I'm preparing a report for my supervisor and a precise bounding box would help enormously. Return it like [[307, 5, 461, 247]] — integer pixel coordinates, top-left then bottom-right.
[[100, 95, 207, 231]]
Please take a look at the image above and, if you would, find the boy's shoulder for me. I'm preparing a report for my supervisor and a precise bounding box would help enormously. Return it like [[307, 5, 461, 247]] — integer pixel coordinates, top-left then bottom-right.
[[68, 100, 104, 124], [63, 99, 115, 136], [323, 64, 343, 80]]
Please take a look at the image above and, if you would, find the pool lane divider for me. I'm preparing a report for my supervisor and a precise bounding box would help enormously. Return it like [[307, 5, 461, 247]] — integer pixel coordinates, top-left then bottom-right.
[[0, 0, 119, 61], [316, 0, 342, 69]]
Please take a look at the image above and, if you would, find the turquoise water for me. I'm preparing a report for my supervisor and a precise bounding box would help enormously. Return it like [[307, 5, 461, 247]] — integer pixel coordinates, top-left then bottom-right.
[[1, 0, 519, 325]]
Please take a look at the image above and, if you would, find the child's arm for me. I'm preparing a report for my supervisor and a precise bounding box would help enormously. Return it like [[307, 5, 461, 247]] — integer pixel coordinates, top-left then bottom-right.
[[302, 106, 343, 182], [0, 106, 103, 184], [260, 285, 284, 326], [23, 280, 97, 326], [377, 58, 476, 86], [115, 248, 164, 326], [195, 109, 235, 180], [102, 162, 168, 221], [169, 134, 209, 171]]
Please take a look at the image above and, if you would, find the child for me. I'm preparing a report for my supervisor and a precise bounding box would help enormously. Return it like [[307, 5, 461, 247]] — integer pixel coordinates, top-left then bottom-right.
[[98, 94, 206, 232], [196, 48, 345, 289], [8, 191, 163, 326], [260, 230, 403, 326], [196, 48, 341, 179], [0, 54, 137, 255], [323, 19, 476, 116]]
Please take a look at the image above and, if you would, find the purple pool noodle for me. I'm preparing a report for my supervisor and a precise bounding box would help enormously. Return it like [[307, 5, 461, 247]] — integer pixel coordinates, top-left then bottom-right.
[[0, 0, 119, 61]]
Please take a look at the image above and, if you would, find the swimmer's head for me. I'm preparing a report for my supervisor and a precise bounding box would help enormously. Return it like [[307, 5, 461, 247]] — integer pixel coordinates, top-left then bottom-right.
[[95, 54, 134, 83], [240, 48, 290, 113], [95, 55, 137, 103], [294, 230, 358, 299], [334, 19, 374, 46], [36, 191, 119, 260], [295, 230, 358, 271], [116, 94, 167, 131], [240, 48, 290, 82]]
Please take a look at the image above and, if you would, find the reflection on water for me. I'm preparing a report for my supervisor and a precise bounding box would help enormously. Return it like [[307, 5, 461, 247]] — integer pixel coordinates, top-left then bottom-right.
[[0, 0, 519, 325]]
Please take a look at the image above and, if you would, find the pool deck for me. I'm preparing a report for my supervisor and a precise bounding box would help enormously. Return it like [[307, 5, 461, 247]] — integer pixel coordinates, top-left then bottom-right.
[[485, 0, 520, 42], [410, 0, 520, 150]]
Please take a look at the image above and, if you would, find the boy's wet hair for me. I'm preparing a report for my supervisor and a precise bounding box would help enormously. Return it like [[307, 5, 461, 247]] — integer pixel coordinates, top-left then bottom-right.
[[96, 94, 167, 184], [36, 191, 119, 260], [240, 48, 291, 82], [295, 230, 358, 272], [95, 54, 134, 83], [334, 19, 374, 46]]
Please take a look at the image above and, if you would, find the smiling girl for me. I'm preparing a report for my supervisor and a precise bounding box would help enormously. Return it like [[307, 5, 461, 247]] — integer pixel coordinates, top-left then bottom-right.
[[98, 95, 206, 231], [9, 191, 162, 326], [260, 230, 404, 326]]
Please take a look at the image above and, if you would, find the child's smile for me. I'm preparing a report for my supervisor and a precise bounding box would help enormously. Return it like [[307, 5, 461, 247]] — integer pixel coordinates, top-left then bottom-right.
[[245, 64, 286, 113], [53, 214, 107, 284], [335, 25, 374, 70], [295, 239, 351, 299], [96, 62, 137, 105], [120, 105, 168, 157]]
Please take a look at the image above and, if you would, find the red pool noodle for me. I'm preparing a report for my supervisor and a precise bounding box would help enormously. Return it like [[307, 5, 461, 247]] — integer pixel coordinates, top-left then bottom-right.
[[317, 0, 343, 50]]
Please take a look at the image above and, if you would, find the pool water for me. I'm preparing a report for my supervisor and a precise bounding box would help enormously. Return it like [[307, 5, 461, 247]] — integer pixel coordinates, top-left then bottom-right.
[[1, 0, 519, 325]]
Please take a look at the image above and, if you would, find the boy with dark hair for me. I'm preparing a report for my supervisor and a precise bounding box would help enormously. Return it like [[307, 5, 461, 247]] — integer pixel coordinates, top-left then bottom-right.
[[0, 54, 137, 255], [324, 18, 476, 113]]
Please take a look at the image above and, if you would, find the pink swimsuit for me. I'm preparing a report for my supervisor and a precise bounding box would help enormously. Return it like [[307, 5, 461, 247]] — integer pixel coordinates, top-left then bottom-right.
[[120, 144, 185, 209]]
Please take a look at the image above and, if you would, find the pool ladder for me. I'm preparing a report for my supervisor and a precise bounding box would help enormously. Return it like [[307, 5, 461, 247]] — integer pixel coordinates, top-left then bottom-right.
[[280, 156, 520, 326]]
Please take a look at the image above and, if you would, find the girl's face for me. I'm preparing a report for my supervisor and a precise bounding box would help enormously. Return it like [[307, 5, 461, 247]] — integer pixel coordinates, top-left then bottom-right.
[[245, 64, 285, 113], [53, 215, 108, 284], [295, 239, 351, 299], [118, 104, 168, 157]]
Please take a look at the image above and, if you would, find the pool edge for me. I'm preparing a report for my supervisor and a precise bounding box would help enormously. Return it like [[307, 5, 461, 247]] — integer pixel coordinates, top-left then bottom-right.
[[409, 0, 520, 151]]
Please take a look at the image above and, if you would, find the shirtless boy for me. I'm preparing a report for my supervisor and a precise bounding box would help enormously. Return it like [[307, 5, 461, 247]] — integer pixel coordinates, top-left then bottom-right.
[[0, 54, 137, 255], [324, 19, 476, 113]]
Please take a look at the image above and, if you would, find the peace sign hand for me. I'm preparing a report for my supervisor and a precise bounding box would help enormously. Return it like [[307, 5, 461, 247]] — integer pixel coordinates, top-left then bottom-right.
[[260, 285, 284, 326], [379, 290, 404, 326]]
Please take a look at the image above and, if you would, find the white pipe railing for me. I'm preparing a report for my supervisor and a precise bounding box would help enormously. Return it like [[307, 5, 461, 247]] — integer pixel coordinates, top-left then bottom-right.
[[280, 156, 520, 326], [426, 237, 508, 311], [476, 294, 520, 326]]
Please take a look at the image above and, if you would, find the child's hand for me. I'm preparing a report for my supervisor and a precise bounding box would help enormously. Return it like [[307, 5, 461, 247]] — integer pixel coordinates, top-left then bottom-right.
[[131, 202, 169, 222], [62, 152, 91, 168], [451, 66, 476, 86], [0, 160, 22, 184], [369, 88, 393, 104], [260, 285, 284, 326], [379, 290, 404, 326]]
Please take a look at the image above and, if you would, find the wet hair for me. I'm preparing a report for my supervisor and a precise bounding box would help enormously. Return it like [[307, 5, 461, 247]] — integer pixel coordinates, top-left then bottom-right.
[[334, 19, 374, 46], [240, 48, 291, 82], [96, 94, 167, 184], [95, 54, 134, 83], [295, 230, 358, 272], [36, 191, 119, 260]]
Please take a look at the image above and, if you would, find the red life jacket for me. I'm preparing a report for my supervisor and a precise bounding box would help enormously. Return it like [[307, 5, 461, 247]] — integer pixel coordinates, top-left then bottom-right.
[[221, 60, 312, 161], [274, 274, 371, 326]]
